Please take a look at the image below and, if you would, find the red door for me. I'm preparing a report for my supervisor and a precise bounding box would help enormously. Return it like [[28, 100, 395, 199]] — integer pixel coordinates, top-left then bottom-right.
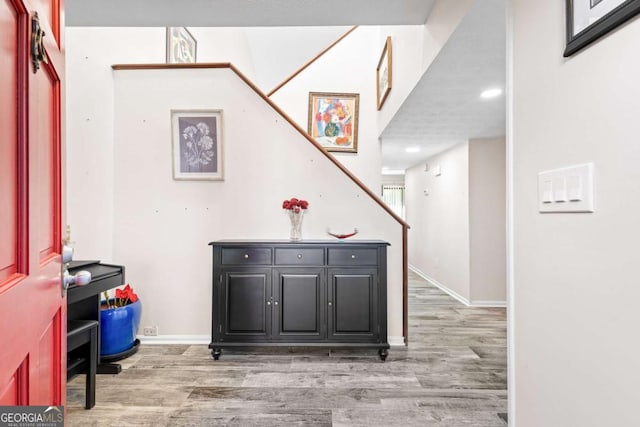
[[0, 0, 66, 406]]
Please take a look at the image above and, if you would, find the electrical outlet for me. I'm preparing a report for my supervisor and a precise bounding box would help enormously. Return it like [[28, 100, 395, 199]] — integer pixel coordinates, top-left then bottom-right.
[[143, 326, 158, 336]]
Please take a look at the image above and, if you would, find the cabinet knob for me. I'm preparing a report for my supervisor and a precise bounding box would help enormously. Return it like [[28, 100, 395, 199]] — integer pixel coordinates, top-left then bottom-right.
[[297, 254, 302, 259], [274, 301, 279, 305], [267, 301, 271, 305], [351, 254, 356, 259], [328, 301, 332, 307], [244, 254, 249, 259]]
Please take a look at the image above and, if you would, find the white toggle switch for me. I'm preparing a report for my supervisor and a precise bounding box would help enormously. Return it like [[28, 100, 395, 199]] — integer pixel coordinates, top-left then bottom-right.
[[567, 174, 582, 201], [553, 176, 567, 202], [538, 163, 594, 213], [542, 180, 553, 203]]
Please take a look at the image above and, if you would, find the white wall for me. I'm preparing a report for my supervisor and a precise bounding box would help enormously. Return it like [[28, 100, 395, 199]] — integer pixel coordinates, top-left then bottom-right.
[[512, 0, 640, 425], [187, 27, 257, 78], [469, 138, 506, 303], [66, 27, 406, 342], [110, 67, 404, 340], [269, 26, 383, 192], [66, 26, 387, 260], [195, 26, 351, 92], [66, 28, 166, 260], [406, 142, 471, 301], [421, 0, 474, 72], [382, 174, 405, 186], [244, 26, 351, 92], [406, 138, 506, 304], [375, 25, 425, 134], [66, 27, 258, 261]]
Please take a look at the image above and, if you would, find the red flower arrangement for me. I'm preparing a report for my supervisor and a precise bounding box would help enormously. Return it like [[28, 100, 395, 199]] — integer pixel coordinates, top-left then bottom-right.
[[102, 283, 138, 309], [282, 197, 309, 213], [283, 197, 309, 241]]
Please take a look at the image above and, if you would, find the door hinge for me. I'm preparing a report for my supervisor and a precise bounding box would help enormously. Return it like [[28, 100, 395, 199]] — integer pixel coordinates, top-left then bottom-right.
[[219, 324, 222, 333], [219, 274, 222, 284]]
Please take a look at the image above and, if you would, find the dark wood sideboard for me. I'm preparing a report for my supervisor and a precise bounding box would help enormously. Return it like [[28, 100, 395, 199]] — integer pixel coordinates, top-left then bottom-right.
[[208, 240, 390, 361]]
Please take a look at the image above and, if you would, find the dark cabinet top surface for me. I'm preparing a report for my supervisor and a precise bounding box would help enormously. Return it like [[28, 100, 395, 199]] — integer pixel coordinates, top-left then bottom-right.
[[209, 239, 390, 246], [67, 261, 125, 304]]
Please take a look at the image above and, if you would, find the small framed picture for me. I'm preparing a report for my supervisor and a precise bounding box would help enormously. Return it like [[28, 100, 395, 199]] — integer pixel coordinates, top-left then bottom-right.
[[166, 27, 197, 63], [564, 0, 640, 56], [171, 110, 223, 181], [307, 92, 359, 153], [376, 36, 392, 110]]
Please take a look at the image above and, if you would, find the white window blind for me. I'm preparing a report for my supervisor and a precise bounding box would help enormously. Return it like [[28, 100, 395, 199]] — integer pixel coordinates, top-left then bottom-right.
[[381, 185, 405, 219]]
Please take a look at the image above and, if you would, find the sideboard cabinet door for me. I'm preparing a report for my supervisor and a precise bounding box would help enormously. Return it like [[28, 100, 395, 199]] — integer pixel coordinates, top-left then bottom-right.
[[327, 268, 379, 342], [219, 268, 271, 341], [272, 268, 325, 341]]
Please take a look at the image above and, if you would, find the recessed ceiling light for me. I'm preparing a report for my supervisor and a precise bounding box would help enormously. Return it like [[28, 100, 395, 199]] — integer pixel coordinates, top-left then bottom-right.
[[481, 88, 502, 99], [405, 147, 420, 153]]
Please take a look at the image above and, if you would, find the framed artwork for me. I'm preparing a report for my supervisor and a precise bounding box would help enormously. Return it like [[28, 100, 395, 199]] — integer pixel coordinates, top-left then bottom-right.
[[376, 36, 392, 110], [564, 0, 640, 56], [307, 92, 359, 153], [166, 27, 197, 63], [171, 110, 224, 181]]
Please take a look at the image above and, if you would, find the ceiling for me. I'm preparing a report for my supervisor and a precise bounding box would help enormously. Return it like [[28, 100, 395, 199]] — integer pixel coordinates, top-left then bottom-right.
[[66, 0, 505, 173], [65, 0, 436, 27], [381, 0, 506, 172]]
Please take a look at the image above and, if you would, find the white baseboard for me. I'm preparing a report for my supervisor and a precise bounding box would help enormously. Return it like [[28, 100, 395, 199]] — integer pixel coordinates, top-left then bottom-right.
[[410, 265, 507, 308], [470, 300, 507, 308], [409, 265, 471, 306], [137, 335, 210, 345], [388, 336, 405, 346]]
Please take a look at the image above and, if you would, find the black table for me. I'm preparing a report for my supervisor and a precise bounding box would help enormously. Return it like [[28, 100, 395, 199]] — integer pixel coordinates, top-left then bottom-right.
[[67, 260, 127, 375]]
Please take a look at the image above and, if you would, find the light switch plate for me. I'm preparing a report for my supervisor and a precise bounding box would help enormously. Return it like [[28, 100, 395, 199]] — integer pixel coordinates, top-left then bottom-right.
[[538, 163, 594, 213]]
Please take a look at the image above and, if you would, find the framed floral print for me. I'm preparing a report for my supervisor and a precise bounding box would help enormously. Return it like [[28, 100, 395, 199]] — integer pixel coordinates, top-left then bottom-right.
[[307, 92, 359, 153], [376, 36, 392, 110], [166, 27, 197, 63], [171, 110, 224, 181]]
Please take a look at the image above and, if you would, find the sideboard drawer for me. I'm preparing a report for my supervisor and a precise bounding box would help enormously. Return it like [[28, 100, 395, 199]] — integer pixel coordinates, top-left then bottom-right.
[[221, 247, 272, 265], [275, 248, 324, 265], [328, 248, 378, 266]]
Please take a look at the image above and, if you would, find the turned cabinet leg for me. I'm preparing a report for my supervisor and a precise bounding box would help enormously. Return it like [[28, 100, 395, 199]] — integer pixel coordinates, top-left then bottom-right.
[[212, 348, 221, 360], [378, 348, 388, 361]]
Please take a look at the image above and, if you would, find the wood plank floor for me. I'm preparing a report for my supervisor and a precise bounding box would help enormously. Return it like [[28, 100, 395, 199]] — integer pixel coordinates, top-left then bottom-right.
[[67, 270, 507, 426]]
